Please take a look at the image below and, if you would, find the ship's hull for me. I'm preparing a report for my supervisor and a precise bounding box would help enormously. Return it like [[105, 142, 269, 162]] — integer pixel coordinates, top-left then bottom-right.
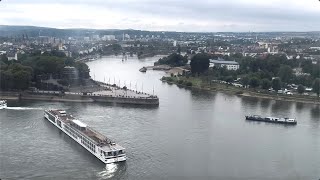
[[44, 111, 126, 164], [245, 116, 297, 125]]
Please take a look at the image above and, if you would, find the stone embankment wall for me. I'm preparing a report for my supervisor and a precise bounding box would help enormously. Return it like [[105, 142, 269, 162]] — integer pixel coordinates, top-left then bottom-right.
[[0, 91, 159, 105]]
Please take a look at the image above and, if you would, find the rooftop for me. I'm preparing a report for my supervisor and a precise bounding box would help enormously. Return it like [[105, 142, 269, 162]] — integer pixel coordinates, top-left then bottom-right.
[[209, 59, 239, 65], [72, 119, 87, 128]]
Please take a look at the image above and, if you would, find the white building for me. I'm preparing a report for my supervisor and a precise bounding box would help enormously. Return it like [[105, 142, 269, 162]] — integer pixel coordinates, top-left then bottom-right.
[[92, 35, 100, 40], [102, 35, 115, 41], [209, 59, 239, 70], [7, 52, 18, 61], [124, 34, 130, 39], [173, 41, 177, 47]]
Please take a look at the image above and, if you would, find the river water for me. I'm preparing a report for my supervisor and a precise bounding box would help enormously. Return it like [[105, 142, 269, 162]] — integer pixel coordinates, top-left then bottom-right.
[[1, 56, 319, 180]]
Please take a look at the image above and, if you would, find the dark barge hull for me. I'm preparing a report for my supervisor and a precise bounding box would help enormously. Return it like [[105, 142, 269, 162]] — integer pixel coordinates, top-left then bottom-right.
[[245, 116, 297, 125]]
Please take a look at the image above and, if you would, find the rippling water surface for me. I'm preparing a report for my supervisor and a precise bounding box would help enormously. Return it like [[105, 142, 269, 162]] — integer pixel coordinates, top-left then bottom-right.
[[1, 56, 319, 179]]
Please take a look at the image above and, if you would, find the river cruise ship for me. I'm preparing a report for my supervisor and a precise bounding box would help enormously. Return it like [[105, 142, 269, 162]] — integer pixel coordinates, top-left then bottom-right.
[[245, 115, 297, 125], [44, 109, 126, 164]]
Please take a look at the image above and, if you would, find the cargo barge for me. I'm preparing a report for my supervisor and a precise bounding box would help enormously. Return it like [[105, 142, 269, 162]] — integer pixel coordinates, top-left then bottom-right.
[[245, 115, 297, 125]]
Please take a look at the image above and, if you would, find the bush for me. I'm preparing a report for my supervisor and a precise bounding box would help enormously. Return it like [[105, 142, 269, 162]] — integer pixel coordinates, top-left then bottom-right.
[[178, 80, 184, 84], [167, 77, 174, 82], [185, 81, 193, 87], [57, 79, 68, 86]]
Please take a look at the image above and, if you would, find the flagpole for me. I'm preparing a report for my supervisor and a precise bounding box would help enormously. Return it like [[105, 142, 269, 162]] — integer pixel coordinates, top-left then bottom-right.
[[142, 83, 143, 93]]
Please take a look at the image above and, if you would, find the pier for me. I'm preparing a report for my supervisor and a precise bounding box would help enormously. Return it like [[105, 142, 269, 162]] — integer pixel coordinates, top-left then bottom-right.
[[0, 81, 159, 106]]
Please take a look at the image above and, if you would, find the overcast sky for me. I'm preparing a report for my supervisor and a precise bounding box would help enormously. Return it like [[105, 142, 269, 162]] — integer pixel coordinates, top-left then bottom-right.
[[0, 0, 319, 32]]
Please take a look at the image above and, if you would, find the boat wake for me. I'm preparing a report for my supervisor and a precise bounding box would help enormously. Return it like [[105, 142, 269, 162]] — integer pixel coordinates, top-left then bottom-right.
[[3, 107, 43, 110], [97, 163, 118, 179]]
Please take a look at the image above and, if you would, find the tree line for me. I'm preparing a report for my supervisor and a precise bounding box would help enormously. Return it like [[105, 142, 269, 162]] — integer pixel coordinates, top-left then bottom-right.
[[0, 51, 90, 90], [180, 53, 320, 96]]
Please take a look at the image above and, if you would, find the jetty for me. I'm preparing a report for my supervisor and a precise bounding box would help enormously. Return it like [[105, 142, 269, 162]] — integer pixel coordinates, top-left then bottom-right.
[[0, 81, 159, 106], [139, 65, 171, 72]]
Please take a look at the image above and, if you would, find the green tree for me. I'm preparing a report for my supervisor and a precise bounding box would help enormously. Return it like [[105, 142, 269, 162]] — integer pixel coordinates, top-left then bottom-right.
[[311, 64, 320, 79], [297, 84, 305, 94], [312, 78, 320, 97], [1, 54, 8, 63], [272, 78, 282, 91], [74, 62, 90, 79], [278, 65, 293, 83], [249, 77, 260, 88], [155, 53, 187, 67], [190, 53, 210, 74], [240, 76, 249, 88], [225, 76, 234, 83], [17, 53, 28, 61], [301, 60, 313, 74], [261, 78, 271, 90], [0, 63, 33, 90], [111, 44, 122, 52], [177, 45, 181, 54]]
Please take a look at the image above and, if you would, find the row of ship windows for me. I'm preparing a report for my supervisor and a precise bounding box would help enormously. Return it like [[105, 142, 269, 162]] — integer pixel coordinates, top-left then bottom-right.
[[64, 125, 96, 153], [65, 128, 77, 139], [81, 139, 96, 153], [64, 128, 96, 153], [101, 150, 124, 157], [48, 113, 56, 123]]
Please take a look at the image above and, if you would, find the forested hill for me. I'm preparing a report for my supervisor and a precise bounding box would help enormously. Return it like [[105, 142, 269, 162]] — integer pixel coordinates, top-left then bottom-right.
[[1, 25, 319, 39], [0, 25, 175, 38]]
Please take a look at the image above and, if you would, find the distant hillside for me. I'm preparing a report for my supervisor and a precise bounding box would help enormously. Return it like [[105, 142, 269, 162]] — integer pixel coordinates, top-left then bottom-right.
[[0, 25, 175, 38], [0, 25, 319, 38]]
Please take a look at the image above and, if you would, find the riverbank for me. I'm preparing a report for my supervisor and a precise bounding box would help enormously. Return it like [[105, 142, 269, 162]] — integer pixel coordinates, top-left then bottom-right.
[[139, 65, 190, 75], [161, 76, 320, 105]]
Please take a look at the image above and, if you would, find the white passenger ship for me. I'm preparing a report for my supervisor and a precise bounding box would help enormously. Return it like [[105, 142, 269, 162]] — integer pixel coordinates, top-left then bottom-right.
[[44, 109, 126, 164]]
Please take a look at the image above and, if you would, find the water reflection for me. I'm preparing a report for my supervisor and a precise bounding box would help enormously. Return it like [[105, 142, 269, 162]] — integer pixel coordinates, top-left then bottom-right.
[[270, 101, 293, 116], [310, 106, 320, 121], [190, 89, 216, 101], [260, 99, 272, 109], [240, 96, 260, 108], [97, 163, 127, 180], [295, 102, 304, 113]]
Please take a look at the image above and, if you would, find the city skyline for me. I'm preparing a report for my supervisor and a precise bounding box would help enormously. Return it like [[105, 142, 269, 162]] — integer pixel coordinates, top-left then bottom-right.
[[0, 0, 320, 32]]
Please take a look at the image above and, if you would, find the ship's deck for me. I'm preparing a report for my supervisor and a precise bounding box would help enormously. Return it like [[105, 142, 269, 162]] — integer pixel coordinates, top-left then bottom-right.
[[47, 109, 125, 151]]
